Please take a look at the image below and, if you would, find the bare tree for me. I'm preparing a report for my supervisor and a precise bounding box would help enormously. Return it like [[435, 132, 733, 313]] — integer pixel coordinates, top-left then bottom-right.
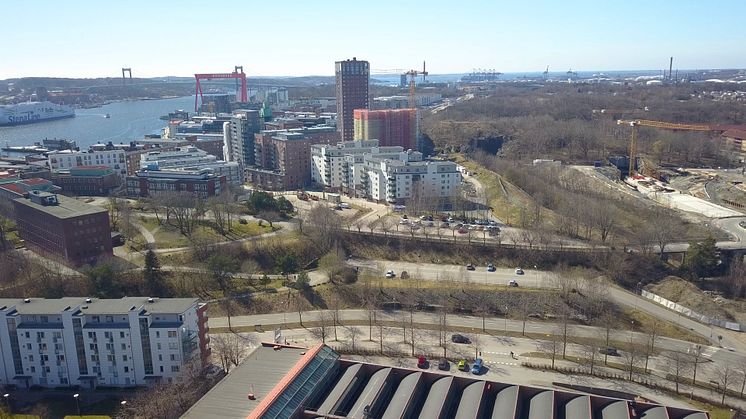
[[600, 309, 615, 365], [538, 329, 562, 369], [689, 344, 705, 386], [643, 319, 660, 373], [714, 364, 735, 404], [310, 311, 332, 344], [211, 333, 249, 373], [346, 326, 362, 351], [661, 351, 691, 394], [623, 336, 642, 381], [330, 296, 341, 341], [580, 340, 600, 375]]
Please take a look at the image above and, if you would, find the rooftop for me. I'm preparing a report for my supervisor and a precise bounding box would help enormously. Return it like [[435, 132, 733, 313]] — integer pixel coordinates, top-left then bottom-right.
[[181, 344, 313, 419], [0, 297, 198, 316], [183, 344, 708, 419], [13, 193, 106, 219]]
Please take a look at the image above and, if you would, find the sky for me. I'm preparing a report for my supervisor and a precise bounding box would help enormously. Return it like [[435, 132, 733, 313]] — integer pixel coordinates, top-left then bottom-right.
[[2, 0, 746, 79]]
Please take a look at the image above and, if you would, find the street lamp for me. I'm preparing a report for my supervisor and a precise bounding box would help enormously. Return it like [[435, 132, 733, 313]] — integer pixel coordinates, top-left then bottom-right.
[[504, 305, 509, 332], [73, 393, 80, 417], [3, 393, 9, 413]]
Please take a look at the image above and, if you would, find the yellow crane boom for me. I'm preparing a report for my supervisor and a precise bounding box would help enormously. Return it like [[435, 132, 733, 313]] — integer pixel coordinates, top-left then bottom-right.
[[617, 119, 716, 178]]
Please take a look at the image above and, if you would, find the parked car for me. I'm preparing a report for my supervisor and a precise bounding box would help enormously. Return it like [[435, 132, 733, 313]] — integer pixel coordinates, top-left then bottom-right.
[[385, 270, 395, 279], [466, 264, 475, 271], [451, 334, 470, 344], [599, 347, 620, 356], [471, 358, 483, 374], [438, 358, 449, 371], [515, 267, 524, 275], [417, 355, 428, 369], [487, 263, 496, 272], [457, 359, 469, 371], [339, 202, 350, 209], [509, 279, 519, 287]]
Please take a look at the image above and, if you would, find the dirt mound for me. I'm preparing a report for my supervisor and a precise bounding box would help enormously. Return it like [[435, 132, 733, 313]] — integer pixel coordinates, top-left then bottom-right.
[[646, 276, 733, 321]]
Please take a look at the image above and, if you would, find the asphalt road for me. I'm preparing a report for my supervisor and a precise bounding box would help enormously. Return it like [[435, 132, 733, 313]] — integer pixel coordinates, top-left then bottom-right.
[[345, 259, 743, 356], [209, 309, 733, 365]]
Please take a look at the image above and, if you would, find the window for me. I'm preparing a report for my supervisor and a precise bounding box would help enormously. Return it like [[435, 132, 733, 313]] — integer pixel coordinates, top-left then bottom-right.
[[122, 355, 128, 362], [88, 332, 94, 339], [120, 332, 125, 339], [160, 366, 164, 373], [30, 366, 35, 373], [168, 331, 177, 338], [53, 332, 61, 339], [158, 354, 162, 361], [171, 366, 180, 373], [28, 355, 34, 362], [170, 354, 176, 361], [121, 343, 126, 350], [155, 331, 160, 338], [168, 342, 178, 350], [157, 343, 161, 350], [40, 316, 48, 323], [124, 366, 129, 373]]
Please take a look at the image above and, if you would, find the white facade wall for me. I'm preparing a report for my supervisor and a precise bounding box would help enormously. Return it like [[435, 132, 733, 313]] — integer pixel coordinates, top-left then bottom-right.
[[48, 150, 128, 179], [0, 298, 203, 389]]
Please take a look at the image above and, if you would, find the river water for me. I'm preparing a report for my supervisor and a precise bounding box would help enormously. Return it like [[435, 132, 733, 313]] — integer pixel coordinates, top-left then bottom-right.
[[0, 96, 195, 149]]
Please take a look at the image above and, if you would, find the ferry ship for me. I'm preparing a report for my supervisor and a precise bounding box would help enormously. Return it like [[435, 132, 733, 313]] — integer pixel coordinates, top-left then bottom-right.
[[0, 101, 75, 126]]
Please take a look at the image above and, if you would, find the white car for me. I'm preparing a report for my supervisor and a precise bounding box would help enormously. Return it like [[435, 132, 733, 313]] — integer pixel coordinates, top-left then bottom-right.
[[339, 202, 350, 209], [385, 270, 396, 278], [515, 268, 524, 275]]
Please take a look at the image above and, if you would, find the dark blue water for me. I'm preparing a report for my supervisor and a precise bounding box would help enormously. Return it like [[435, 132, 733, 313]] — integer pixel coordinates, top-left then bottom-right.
[[0, 96, 195, 149]]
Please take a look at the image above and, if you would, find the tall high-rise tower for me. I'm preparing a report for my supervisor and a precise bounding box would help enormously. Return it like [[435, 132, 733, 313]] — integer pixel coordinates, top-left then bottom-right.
[[335, 57, 369, 141]]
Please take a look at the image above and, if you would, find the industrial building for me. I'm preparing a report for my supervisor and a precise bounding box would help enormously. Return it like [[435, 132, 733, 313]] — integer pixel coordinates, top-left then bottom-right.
[[311, 140, 461, 203], [50, 166, 121, 196], [353, 108, 418, 150], [48, 148, 128, 180], [12, 191, 112, 266], [0, 297, 208, 389], [335, 58, 370, 141], [126, 168, 227, 198], [182, 343, 708, 419]]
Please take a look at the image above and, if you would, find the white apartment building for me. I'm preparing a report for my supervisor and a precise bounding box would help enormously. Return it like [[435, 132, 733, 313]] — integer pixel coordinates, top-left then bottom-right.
[[311, 140, 400, 189], [361, 156, 462, 203], [311, 140, 461, 203], [0, 297, 209, 389], [140, 146, 242, 185], [48, 149, 127, 180]]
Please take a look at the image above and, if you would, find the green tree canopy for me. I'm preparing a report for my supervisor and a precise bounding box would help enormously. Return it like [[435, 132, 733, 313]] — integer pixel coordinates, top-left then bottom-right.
[[684, 236, 719, 281]]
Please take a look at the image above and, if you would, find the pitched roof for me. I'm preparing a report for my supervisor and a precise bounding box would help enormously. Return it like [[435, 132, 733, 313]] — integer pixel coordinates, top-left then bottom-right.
[[723, 129, 746, 141]]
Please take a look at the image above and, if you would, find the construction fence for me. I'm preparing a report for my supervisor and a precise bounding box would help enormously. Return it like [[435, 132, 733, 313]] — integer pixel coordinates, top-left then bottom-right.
[[640, 289, 743, 332]]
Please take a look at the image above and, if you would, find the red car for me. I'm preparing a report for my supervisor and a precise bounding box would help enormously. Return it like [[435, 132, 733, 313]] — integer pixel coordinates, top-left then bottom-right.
[[417, 355, 428, 369]]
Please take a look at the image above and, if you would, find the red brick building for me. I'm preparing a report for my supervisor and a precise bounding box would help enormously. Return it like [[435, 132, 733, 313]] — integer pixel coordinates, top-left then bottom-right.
[[125, 168, 227, 198], [335, 58, 369, 141], [13, 191, 112, 266], [353, 108, 417, 150]]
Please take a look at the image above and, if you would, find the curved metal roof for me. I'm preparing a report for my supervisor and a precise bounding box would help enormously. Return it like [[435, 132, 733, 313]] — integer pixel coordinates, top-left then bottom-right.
[[491, 385, 519, 419], [600, 400, 631, 419], [526, 391, 554, 419], [640, 406, 669, 419], [681, 413, 709, 419], [315, 363, 363, 416], [381, 371, 422, 419], [455, 381, 485, 419], [347, 367, 392, 419], [564, 395, 592, 419], [418, 375, 454, 419]]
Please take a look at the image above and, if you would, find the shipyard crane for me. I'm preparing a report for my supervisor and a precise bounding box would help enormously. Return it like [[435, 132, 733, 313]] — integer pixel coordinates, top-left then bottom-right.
[[617, 118, 716, 178], [194, 66, 247, 112]]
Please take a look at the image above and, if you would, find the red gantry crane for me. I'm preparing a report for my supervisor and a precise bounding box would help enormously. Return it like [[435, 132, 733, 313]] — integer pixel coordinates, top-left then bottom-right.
[[194, 66, 247, 112]]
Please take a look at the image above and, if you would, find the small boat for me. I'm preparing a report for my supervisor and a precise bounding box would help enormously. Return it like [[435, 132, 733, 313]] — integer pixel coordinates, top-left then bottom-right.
[[104, 113, 111, 118]]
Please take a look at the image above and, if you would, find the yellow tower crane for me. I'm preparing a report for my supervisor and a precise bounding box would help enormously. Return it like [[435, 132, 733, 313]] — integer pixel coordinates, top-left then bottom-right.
[[617, 118, 715, 178]]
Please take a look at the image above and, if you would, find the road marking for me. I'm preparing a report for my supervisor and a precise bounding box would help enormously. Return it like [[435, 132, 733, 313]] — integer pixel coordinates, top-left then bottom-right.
[[483, 351, 511, 355], [489, 361, 518, 366]]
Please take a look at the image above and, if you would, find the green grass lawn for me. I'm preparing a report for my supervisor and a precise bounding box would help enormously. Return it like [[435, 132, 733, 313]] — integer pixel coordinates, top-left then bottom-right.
[[137, 216, 273, 249]]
